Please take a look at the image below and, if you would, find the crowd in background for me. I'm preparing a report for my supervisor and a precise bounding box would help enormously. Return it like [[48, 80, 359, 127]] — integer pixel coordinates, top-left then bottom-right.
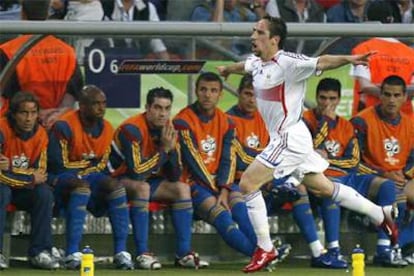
[[1, 0, 414, 59]]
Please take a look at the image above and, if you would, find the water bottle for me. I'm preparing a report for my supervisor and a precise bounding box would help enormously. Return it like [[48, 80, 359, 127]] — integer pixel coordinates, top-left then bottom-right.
[[351, 244, 365, 276], [80, 245, 94, 276]]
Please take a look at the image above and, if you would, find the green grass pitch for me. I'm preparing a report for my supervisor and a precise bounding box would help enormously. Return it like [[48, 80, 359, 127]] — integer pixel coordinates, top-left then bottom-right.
[[2, 259, 413, 275]]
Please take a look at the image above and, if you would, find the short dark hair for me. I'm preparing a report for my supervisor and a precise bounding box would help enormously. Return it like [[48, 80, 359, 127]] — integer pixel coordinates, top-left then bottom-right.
[[316, 78, 342, 98], [8, 91, 40, 115], [367, 1, 395, 23], [262, 15, 287, 49], [21, 0, 50, 21], [195, 72, 223, 91], [381, 75, 406, 94], [146, 87, 173, 106], [238, 74, 253, 93]]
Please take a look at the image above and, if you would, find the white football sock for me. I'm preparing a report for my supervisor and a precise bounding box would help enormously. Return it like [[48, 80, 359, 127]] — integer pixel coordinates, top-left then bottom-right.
[[327, 241, 339, 249], [245, 190, 273, 251], [332, 182, 384, 225], [309, 240, 325, 257]]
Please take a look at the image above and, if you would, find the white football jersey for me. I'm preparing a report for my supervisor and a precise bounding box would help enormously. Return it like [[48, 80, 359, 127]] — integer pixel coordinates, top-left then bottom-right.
[[245, 50, 319, 136]]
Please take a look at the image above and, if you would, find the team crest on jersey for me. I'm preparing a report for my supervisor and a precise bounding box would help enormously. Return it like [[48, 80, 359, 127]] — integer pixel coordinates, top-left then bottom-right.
[[246, 132, 260, 149], [324, 140, 340, 157], [383, 136, 400, 165], [12, 154, 29, 169], [200, 135, 216, 164]]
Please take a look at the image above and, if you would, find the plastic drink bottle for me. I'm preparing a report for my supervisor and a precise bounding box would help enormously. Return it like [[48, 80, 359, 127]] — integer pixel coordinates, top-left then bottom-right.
[[80, 245, 94, 276], [352, 244, 365, 276]]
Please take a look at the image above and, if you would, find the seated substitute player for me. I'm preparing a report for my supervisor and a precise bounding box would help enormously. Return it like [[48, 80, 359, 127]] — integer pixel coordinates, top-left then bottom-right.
[[47, 85, 133, 270], [351, 75, 414, 265], [303, 77, 406, 267], [173, 72, 259, 261], [108, 87, 208, 269], [228, 74, 346, 269], [0, 92, 58, 270]]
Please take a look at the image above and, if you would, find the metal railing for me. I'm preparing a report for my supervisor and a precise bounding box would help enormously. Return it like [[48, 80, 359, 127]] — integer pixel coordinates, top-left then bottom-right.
[[1, 21, 414, 37]]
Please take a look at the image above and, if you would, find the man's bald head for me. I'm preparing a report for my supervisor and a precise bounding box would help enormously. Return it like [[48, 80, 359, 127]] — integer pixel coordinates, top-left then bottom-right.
[[79, 85, 105, 105]]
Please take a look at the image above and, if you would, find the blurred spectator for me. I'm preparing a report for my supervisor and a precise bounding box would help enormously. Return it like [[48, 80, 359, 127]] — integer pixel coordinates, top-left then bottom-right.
[[324, 0, 370, 54], [315, 0, 341, 10], [269, 0, 326, 55], [239, 0, 267, 18], [265, 0, 280, 17], [0, 0, 20, 20], [164, 0, 206, 59], [0, 0, 20, 43], [366, 0, 396, 23], [388, 0, 414, 23], [350, 0, 414, 117], [166, 0, 204, 21], [326, 0, 369, 22], [101, 0, 170, 60], [49, 0, 67, 20], [149, 0, 167, 20], [0, 0, 83, 129], [0, 0, 17, 10], [65, 0, 104, 20], [398, 0, 414, 23], [191, 0, 261, 25], [62, 0, 104, 63], [191, 0, 262, 56]]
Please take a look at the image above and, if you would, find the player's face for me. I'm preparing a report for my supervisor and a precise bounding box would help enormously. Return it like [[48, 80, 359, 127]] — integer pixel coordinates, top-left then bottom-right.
[[238, 87, 257, 114], [195, 80, 222, 114], [316, 90, 340, 112], [86, 92, 107, 120], [146, 97, 172, 128], [380, 84, 406, 118], [251, 19, 277, 60], [13, 101, 39, 133]]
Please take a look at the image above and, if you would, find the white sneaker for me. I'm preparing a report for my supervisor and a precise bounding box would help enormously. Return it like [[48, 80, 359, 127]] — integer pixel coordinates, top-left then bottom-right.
[[373, 248, 409, 267], [51, 247, 65, 260], [404, 252, 414, 264], [175, 252, 209, 269], [0, 253, 8, 269], [114, 251, 134, 270], [64, 252, 82, 270], [136, 253, 161, 270], [30, 250, 60, 270]]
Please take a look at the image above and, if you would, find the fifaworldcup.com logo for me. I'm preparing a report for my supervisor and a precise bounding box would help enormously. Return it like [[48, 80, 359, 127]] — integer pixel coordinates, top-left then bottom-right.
[[117, 60, 205, 74]]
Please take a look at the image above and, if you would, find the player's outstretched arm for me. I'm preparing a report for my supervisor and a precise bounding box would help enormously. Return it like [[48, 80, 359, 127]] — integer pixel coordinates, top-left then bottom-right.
[[216, 61, 246, 79], [316, 51, 375, 71]]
